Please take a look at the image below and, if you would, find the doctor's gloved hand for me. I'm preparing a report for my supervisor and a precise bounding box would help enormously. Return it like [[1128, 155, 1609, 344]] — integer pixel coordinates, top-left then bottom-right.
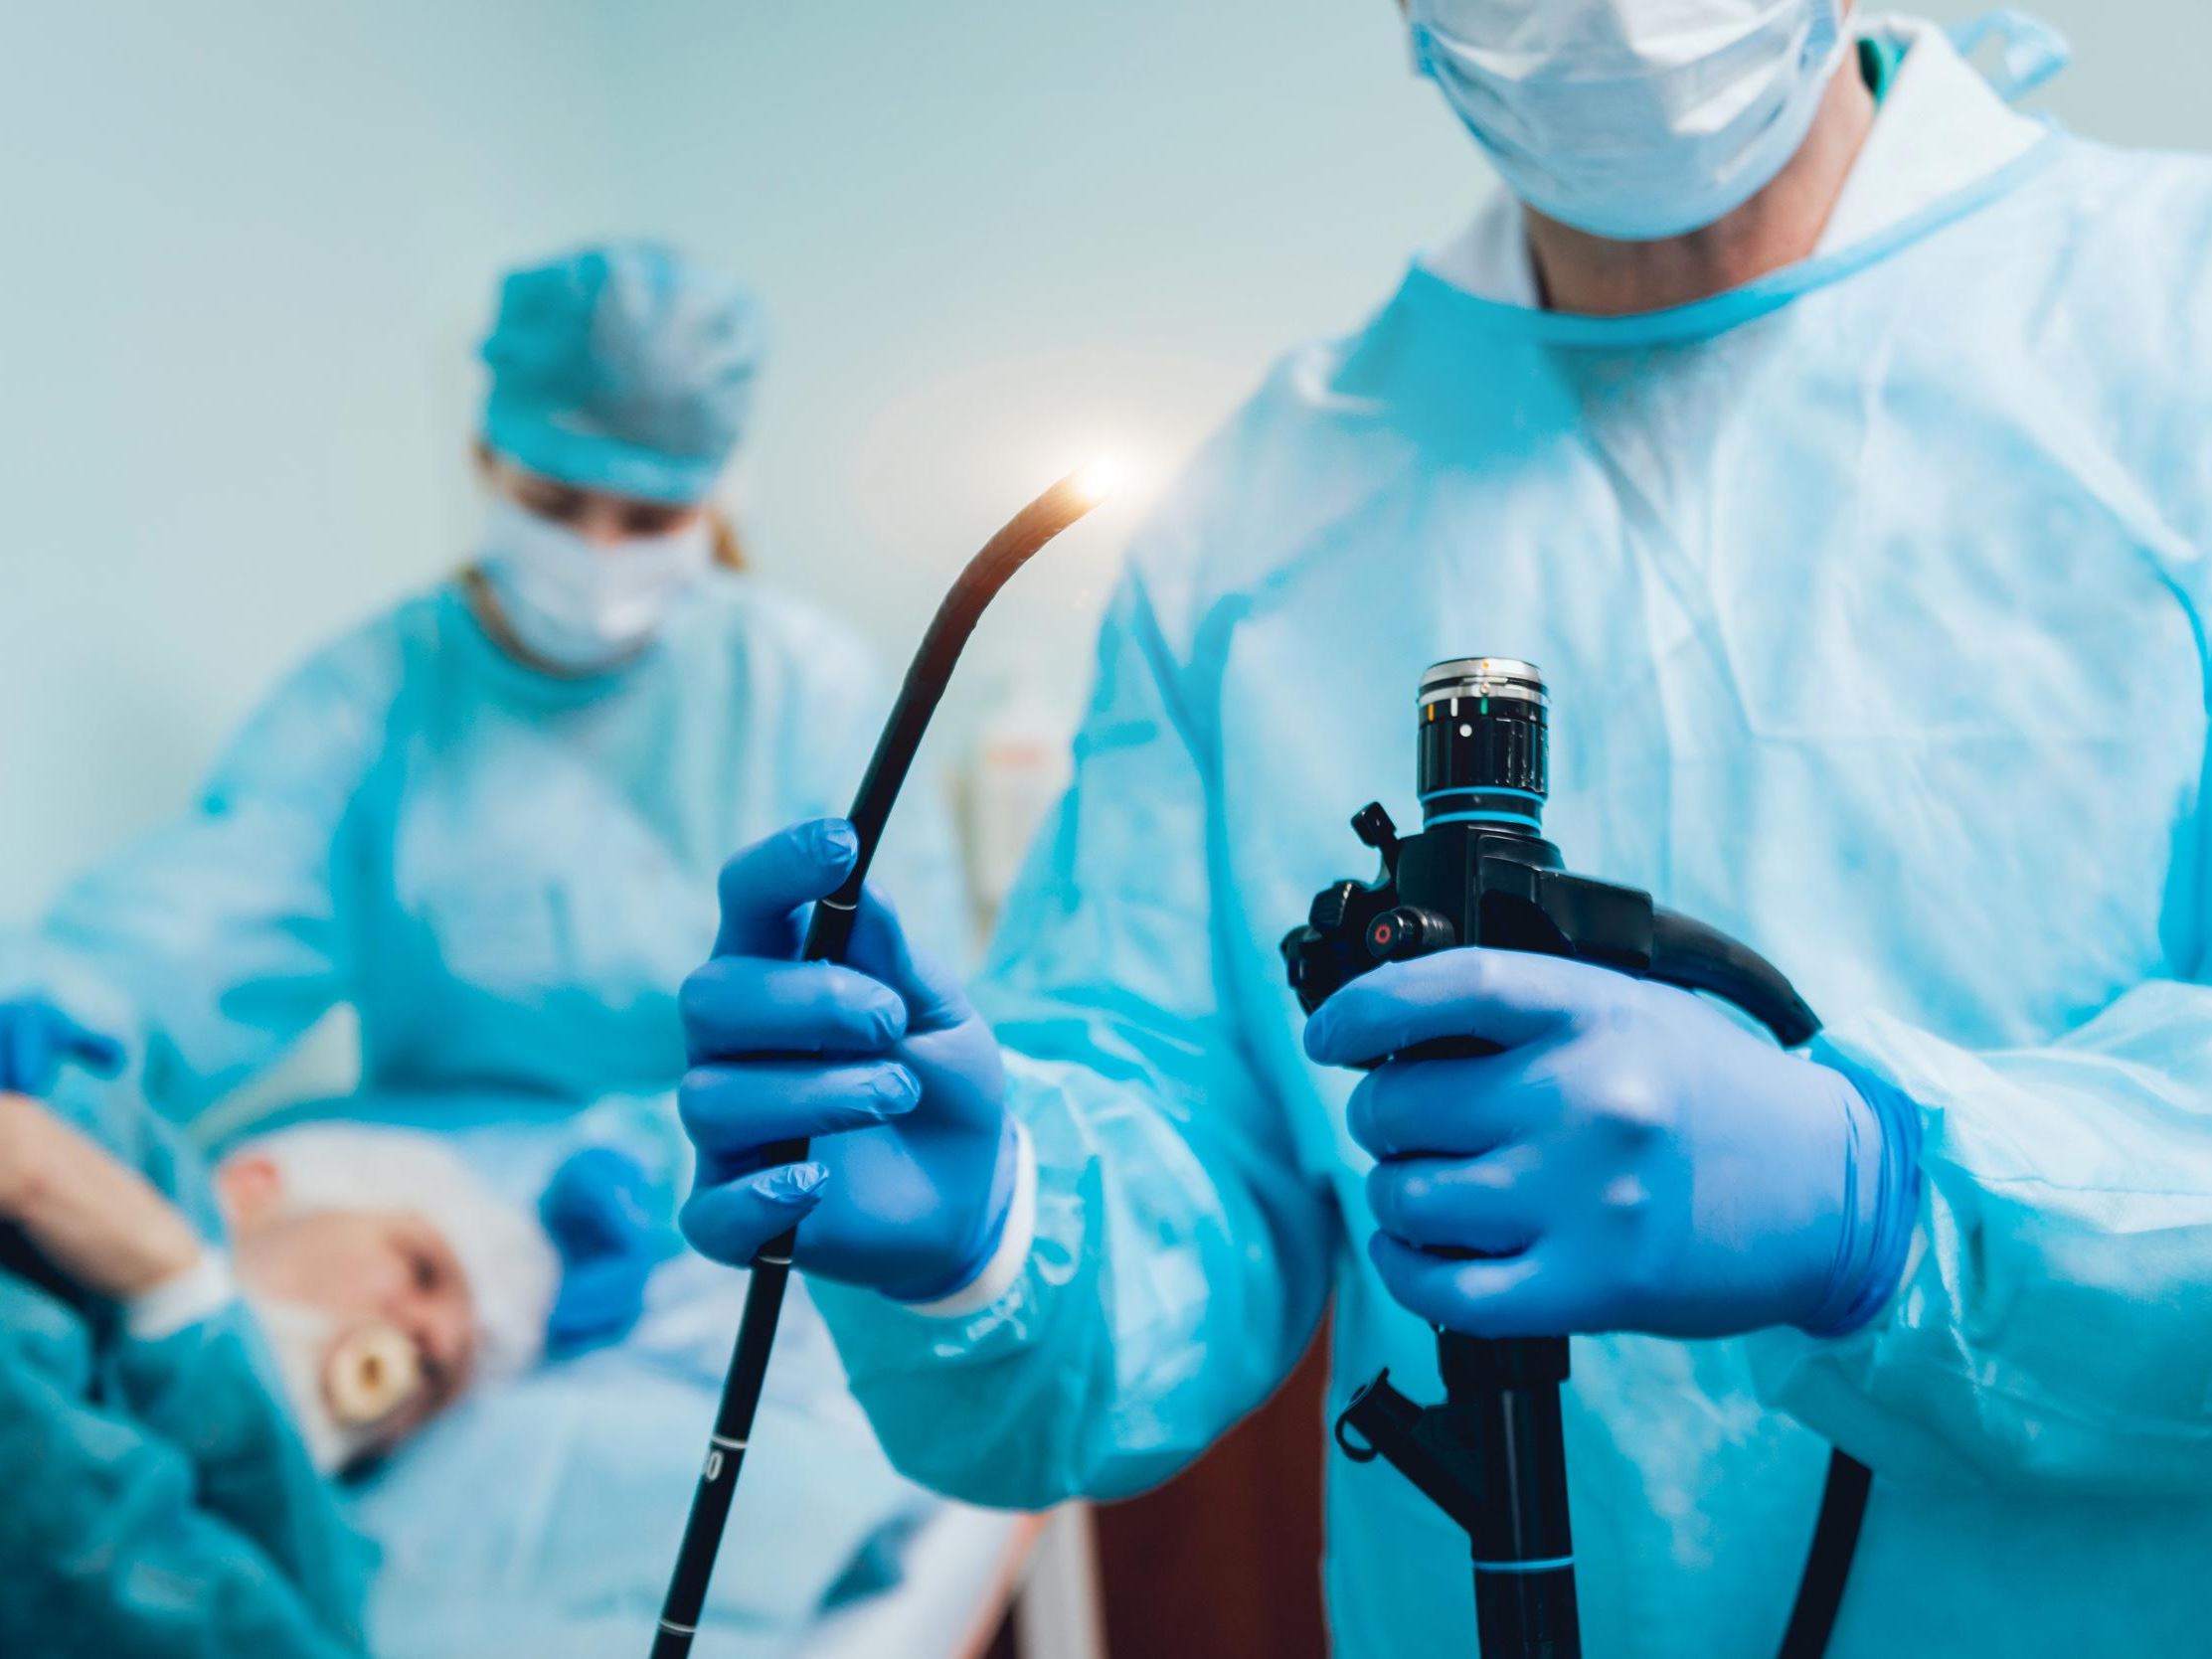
[[0, 998, 124, 1098], [1306, 948, 1919, 1342], [676, 820, 1017, 1303]]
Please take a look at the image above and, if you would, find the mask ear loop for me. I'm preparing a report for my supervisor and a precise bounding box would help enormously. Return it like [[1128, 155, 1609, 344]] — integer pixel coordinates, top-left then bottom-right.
[[1948, 9, 2072, 103]]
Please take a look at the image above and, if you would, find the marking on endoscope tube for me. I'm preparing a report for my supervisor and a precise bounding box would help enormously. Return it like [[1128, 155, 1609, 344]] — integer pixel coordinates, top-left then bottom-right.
[[660, 1618, 697, 1635], [1472, 1556, 1575, 1574], [712, 1434, 748, 1450]]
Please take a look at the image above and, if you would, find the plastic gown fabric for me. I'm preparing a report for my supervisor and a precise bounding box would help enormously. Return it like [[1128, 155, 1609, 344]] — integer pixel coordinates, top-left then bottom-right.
[[809, 96, 2212, 1659], [0, 1076, 369, 1658], [4, 575, 963, 1125]]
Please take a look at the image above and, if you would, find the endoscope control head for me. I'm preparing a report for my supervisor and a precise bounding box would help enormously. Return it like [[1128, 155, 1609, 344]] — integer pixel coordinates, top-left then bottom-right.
[[1417, 657, 1547, 833]]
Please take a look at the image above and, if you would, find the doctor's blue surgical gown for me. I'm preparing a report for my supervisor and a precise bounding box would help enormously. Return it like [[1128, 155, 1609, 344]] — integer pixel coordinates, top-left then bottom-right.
[[5, 573, 962, 1122], [0, 1074, 369, 1657], [804, 58, 2212, 1659]]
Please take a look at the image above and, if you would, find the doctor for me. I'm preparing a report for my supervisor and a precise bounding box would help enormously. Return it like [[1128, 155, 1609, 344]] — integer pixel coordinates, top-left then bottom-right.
[[675, 8, 2212, 1656]]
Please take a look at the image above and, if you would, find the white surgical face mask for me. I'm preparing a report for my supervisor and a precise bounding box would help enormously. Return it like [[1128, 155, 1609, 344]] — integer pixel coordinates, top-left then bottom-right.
[[476, 494, 713, 674], [1410, 0, 1850, 243]]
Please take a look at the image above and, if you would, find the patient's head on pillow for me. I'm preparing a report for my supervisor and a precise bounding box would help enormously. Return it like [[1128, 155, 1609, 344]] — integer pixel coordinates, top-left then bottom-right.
[[216, 1123, 557, 1473]]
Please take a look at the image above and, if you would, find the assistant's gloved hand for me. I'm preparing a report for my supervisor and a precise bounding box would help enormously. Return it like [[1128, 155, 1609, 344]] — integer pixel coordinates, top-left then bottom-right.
[[0, 998, 124, 1097], [540, 1147, 675, 1351], [1307, 948, 1917, 1341], [676, 819, 1017, 1302]]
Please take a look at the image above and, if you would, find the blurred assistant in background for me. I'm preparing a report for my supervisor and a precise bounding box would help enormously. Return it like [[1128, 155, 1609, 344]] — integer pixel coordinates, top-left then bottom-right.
[[676, 7, 2212, 1659], [0, 243, 993, 1655]]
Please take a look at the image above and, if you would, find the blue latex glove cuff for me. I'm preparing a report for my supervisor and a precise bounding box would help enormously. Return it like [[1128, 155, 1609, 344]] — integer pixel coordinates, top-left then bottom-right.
[[1800, 1043, 1926, 1338], [886, 1112, 1024, 1306]]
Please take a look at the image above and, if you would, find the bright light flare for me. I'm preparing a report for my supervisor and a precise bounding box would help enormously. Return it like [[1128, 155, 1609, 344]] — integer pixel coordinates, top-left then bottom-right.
[[1068, 454, 1120, 507]]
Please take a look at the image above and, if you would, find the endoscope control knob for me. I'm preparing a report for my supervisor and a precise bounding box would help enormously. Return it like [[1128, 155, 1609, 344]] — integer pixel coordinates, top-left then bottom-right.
[[1351, 802, 1400, 859], [1310, 882, 1363, 932], [1368, 906, 1457, 962]]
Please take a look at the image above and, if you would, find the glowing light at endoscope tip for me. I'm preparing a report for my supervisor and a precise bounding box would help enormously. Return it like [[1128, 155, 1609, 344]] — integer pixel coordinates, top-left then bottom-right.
[[1069, 455, 1120, 506]]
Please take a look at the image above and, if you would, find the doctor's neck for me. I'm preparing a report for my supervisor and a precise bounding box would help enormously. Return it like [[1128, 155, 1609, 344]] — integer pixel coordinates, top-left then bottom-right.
[[1523, 60, 1878, 318]]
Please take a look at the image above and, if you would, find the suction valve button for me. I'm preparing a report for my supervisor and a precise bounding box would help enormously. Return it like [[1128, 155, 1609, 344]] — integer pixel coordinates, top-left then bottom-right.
[[1368, 906, 1456, 961]]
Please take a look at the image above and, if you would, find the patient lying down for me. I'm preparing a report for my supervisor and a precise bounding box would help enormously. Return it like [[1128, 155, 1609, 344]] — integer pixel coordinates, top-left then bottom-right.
[[1, 1086, 552, 1654], [3, 1091, 952, 1659], [1, 1095, 553, 1472], [214, 1122, 557, 1470]]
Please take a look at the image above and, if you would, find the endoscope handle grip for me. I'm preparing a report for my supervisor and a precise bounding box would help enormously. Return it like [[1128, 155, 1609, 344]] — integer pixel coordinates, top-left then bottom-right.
[[1646, 908, 1819, 1048], [1398, 1035, 1499, 1063]]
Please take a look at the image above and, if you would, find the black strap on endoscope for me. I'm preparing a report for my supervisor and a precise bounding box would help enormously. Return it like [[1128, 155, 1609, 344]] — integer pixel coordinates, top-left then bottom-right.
[[1778, 1449, 1872, 1659]]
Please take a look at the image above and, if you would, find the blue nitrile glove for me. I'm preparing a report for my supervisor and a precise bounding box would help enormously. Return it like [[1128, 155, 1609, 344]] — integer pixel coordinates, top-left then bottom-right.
[[540, 1147, 677, 1350], [0, 998, 124, 1097], [676, 819, 1017, 1302], [1306, 948, 1920, 1341]]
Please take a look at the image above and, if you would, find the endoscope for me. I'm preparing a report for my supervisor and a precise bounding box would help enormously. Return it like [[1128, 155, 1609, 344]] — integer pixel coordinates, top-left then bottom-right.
[[649, 465, 1109, 1658], [1282, 657, 1869, 1659]]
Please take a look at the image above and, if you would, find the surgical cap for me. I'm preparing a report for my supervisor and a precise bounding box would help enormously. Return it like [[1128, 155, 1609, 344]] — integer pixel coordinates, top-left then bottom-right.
[[237, 1122, 559, 1381], [479, 242, 767, 505]]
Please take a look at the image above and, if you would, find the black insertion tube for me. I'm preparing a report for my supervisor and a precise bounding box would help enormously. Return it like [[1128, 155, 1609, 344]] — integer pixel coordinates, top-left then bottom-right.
[[1441, 1334, 1579, 1659], [650, 468, 1107, 1658]]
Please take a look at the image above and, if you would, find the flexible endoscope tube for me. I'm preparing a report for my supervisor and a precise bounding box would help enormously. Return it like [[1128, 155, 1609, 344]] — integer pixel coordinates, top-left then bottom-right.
[[649, 467, 1107, 1659]]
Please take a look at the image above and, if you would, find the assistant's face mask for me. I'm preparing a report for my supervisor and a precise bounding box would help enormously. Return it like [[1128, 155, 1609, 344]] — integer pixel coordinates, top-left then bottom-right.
[[1409, 0, 1850, 243], [476, 494, 713, 674]]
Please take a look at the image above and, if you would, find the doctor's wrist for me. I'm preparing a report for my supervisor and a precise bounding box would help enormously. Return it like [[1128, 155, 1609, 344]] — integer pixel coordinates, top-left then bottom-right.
[[1796, 1053, 1925, 1339], [893, 1115, 1033, 1315]]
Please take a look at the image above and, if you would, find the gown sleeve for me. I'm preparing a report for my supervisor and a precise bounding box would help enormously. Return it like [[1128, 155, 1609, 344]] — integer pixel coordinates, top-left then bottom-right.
[[0, 1294, 369, 1658], [1750, 972, 2212, 1494], [0, 628, 397, 1124], [1752, 506, 2212, 1494], [809, 572, 1339, 1508]]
